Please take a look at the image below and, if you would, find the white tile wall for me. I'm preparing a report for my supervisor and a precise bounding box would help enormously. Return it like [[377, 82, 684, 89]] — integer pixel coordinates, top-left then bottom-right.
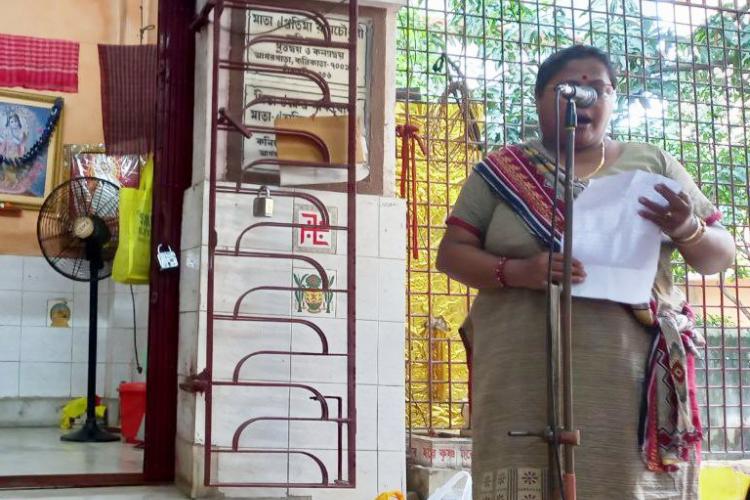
[[290, 318, 347, 385], [72, 286, 110, 328], [70, 362, 106, 397], [0, 256, 150, 423], [356, 320, 378, 385], [19, 362, 71, 397], [109, 288, 149, 329], [22, 257, 73, 293], [181, 182, 205, 251], [0, 326, 21, 362], [20, 327, 72, 362], [213, 320, 291, 382], [182, 9, 409, 495], [216, 189, 294, 252], [289, 450, 379, 500], [213, 256, 293, 317], [287, 381, 346, 451], [356, 257, 380, 321], [105, 328, 137, 364], [378, 321, 405, 387], [180, 182, 408, 498], [354, 196, 380, 257], [378, 259, 406, 323], [72, 327, 108, 363], [178, 311, 199, 377], [176, 375, 197, 442], [103, 362, 133, 398], [22, 292, 71, 327], [0, 291, 22, 326], [0, 256, 23, 291], [378, 450, 407, 494], [0, 362, 19, 397], [379, 198, 407, 259], [378, 385, 406, 452], [211, 385, 290, 449], [357, 384, 378, 452], [215, 451, 289, 488], [179, 245, 205, 313]]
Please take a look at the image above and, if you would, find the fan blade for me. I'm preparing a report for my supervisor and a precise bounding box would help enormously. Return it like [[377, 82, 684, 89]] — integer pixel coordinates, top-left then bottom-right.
[[39, 232, 71, 244], [49, 236, 82, 266]]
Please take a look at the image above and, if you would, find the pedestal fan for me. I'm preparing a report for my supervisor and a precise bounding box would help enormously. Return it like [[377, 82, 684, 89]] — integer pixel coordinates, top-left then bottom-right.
[[37, 177, 120, 442]]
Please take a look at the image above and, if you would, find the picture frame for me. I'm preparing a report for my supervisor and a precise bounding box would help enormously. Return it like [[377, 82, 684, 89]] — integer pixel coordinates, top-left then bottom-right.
[[63, 144, 142, 189], [0, 89, 65, 209]]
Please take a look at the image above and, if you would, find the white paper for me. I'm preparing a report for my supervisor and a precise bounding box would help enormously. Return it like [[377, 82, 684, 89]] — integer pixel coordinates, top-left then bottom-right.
[[568, 170, 681, 304]]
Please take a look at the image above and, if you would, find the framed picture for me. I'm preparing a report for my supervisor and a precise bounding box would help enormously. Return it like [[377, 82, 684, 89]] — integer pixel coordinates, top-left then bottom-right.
[[0, 89, 64, 209], [63, 144, 141, 189]]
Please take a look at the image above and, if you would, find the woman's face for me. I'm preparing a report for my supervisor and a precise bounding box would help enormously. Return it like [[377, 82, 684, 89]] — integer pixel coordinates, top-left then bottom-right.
[[536, 58, 615, 150], [8, 114, 21, 130]]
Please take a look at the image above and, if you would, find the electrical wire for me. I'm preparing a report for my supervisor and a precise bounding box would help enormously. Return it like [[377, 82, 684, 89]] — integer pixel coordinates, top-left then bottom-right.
[[130, 285, 143, 374]]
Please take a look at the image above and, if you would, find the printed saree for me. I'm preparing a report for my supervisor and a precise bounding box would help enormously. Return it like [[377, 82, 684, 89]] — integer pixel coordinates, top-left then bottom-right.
[[471, 143, 707, 472]]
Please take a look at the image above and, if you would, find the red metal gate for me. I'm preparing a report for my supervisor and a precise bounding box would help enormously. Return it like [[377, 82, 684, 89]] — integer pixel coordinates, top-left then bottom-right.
[[191, 0, 359, 487]]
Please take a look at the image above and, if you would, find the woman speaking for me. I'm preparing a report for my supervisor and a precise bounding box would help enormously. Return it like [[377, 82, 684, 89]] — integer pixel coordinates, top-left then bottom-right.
[[437, 45, 735, 499]]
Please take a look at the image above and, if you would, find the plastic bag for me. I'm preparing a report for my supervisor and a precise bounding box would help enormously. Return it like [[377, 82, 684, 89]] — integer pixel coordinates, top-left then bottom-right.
[[59, 396, 106, 430], [112, 156, 153, 284], [427, 471, 472, 500], [700, 466, 750, 500]]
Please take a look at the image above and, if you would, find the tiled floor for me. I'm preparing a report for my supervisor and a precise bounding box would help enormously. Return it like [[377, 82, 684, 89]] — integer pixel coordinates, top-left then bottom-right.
[[0, 486, 186, 499], [0, 427, 143, 476]]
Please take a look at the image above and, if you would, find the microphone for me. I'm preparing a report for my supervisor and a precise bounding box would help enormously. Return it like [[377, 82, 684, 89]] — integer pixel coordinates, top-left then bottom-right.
[[555, 83, 598, 108]]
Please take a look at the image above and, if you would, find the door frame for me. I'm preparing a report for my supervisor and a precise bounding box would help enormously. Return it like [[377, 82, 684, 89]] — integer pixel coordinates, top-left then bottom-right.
[[0, 0, 196, 489]]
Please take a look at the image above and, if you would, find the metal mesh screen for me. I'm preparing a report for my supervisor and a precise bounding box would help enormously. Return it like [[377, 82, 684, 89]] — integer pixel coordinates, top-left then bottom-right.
[[397, 0, 750, 456]]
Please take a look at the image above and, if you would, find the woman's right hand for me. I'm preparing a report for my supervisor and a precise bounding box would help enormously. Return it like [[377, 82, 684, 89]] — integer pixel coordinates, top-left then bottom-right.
[[505, 252, 587, 290]]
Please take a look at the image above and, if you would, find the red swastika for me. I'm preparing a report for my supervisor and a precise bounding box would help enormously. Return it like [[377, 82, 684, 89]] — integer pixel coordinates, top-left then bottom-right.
[[299, 212, 329, 246]]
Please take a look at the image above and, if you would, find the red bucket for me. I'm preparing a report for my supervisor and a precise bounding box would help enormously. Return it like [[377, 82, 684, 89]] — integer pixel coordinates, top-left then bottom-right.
[[119, 382, 146, 443]]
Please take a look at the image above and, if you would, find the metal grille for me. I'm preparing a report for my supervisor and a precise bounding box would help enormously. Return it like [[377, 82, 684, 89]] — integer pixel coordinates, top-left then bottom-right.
[[397, 0, 750, 456]]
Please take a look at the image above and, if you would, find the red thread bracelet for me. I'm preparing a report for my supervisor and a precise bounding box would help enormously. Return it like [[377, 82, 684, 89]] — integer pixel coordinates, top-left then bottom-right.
[[495, 257, 508, 287]]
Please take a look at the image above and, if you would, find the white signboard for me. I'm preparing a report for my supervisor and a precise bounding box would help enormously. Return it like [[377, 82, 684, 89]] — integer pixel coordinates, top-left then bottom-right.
[[240, 10, 371, 181], [247, 11, 368, 87]]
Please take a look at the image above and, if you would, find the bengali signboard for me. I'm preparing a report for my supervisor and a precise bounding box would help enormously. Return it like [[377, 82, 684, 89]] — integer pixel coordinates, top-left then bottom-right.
[[241, 10, 371, 177], [246, 11, 368, 87]]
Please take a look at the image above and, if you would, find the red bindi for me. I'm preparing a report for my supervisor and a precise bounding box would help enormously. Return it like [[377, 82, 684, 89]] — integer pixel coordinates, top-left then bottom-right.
[[582, 75, 589, 80]]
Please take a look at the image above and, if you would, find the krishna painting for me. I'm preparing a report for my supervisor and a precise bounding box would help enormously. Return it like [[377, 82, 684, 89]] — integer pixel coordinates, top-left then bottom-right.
[[0, 89, 64, 209]]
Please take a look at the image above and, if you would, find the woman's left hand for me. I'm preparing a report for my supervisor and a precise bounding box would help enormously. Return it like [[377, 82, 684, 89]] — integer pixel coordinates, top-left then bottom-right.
[[638, 183, 695, 238]]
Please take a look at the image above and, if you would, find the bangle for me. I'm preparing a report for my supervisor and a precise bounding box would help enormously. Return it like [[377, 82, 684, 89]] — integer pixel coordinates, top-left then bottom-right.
[[672, 217, 706, 246], [495, 257, 509, 287], [670, 215, 700, 241]]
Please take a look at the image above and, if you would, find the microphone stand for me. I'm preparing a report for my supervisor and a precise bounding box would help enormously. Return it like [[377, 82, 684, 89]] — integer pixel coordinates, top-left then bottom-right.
[[559, 97, 581, 500], [508, 97, 581, 500]]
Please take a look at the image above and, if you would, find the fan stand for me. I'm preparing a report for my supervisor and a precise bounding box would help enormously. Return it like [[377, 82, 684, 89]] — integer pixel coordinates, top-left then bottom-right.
[[61, 243, 119, 443]]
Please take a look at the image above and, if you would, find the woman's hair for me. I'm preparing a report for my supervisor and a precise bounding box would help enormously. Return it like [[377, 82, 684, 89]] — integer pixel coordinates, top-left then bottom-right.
[[534, 45, 617, 98]]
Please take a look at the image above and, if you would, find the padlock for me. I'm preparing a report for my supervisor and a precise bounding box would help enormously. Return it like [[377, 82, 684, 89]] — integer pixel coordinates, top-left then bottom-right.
[[157, 244, 179, 270], [253, 186, 274, 217]]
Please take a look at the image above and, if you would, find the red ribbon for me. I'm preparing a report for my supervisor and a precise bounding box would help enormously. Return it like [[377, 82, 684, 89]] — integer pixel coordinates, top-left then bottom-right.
[[396, 123, 427, 259]]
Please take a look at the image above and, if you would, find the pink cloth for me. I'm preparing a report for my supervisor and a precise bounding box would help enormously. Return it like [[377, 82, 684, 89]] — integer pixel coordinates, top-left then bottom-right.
[[0, 33, 79, 92]]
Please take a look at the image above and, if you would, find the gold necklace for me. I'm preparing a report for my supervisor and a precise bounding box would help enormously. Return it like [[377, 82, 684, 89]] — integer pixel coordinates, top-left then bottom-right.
[[578, 141, 607, 180]]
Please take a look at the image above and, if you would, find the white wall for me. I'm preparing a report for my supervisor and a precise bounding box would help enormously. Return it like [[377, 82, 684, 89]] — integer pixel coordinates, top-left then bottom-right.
[[0, 255, 148, 426], [178, 185, 407, 499]]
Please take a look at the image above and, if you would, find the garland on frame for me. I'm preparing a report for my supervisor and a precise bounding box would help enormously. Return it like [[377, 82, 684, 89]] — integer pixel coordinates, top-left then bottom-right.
[[0, 97, 63, 167]]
